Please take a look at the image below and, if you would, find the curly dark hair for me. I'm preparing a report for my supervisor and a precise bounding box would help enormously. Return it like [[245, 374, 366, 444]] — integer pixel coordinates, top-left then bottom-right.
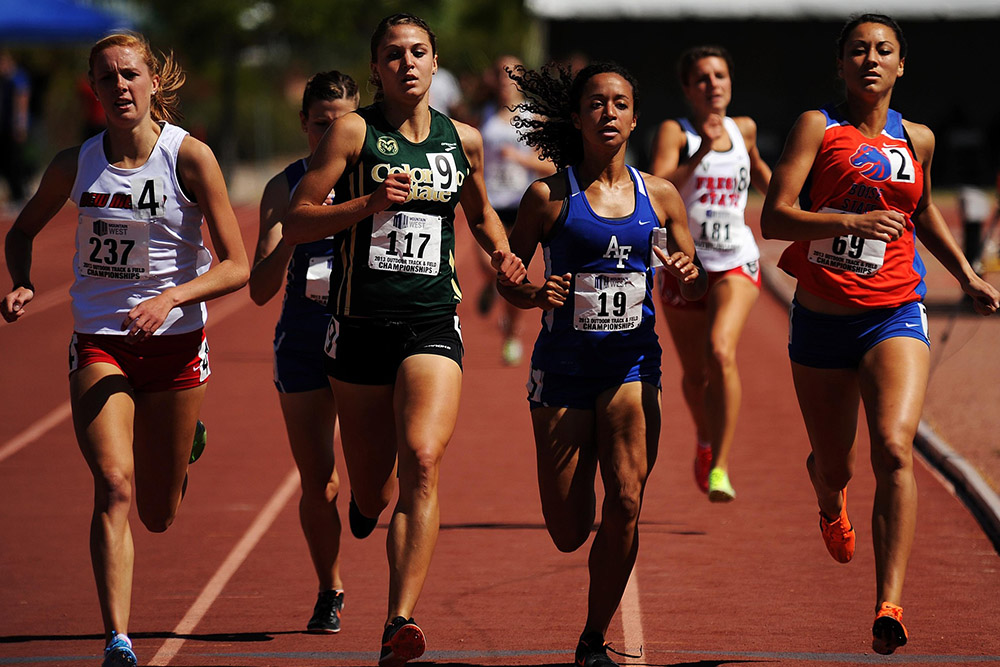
[[508, 61, 640, 170]]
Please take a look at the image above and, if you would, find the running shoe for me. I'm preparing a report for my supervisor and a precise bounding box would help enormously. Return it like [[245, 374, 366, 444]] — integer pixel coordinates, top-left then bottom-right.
[[871, 602, 908, 655], [693, 441, 712, 493], [707, 468, 736, 502], [379, 616, 425, 667], [477, 283, 496, 315], [501, 337, 523, 366], [307, 589, 344, 634], [348, 491, 378, 539], [574, 630, 618, 667], [819, 489, 855, 563], [102, 633, 136, 667], [190, 420, 207, 465]]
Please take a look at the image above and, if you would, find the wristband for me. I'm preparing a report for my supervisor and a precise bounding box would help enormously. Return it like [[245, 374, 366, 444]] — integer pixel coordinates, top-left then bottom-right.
[[13, 281, 34, 292]]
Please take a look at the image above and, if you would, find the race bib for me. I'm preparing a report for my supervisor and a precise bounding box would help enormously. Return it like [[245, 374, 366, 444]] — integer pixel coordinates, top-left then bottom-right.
[[573, 272, 645, 332], [368, 211, 442, 275], [305, 255, 333, 305], [77, 216, 150, 281], [807, 207, 886, 276], [694, 208, 745, 253]]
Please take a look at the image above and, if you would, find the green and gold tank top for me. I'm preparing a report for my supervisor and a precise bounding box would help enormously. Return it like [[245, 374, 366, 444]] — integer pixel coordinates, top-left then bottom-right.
[[329, 104, 470, 318]]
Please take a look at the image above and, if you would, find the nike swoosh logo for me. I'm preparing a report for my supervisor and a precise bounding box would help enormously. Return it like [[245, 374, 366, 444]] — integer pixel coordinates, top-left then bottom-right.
[[904, 322, 920, 327], [638, 220, 652, 225]]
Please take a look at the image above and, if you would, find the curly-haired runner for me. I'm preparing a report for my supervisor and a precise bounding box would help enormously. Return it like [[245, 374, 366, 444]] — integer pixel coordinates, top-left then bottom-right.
[[2, 32, 249, 667], [499, 62, 706, 667]]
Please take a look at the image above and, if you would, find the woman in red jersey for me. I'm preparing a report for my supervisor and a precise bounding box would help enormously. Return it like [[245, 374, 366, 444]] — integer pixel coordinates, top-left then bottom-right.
[[761, 14, 998, 655]]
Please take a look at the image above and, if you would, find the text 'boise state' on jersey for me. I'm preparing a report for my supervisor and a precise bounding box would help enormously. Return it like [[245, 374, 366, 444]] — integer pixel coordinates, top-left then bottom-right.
[[677, 116, 759, 272], [69, 122, 211, 335], [778, 104, 926, 308], [328, 104, 470, 319], [531, 165, 661, 376]]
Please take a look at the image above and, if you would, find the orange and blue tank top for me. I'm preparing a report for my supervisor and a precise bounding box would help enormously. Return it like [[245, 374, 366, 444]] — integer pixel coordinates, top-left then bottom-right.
[[777, 104, 926, 308]]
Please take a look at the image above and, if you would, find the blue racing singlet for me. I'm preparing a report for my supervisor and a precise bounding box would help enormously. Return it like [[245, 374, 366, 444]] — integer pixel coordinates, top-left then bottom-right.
[[530, 165, 661, 377]]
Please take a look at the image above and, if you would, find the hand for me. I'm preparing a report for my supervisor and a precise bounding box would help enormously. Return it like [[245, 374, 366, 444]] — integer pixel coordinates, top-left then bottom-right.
[[849, 210, 907, 243], [963, 274, 1000, 316], [653, 246, 700, 284], [531, 273, 572, 310], [491, 250, 527, 286], [697, 114, 725, 147], [368, 172, 411, 212], [120, 293, 173, 342], [1, 287, 33, 323]]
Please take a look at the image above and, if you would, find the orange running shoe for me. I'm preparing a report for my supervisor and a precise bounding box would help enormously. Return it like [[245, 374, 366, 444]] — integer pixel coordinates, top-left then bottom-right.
[[819, 489, 855, 563], [694, 442, 712, 494], [872, 602, 908, 655]]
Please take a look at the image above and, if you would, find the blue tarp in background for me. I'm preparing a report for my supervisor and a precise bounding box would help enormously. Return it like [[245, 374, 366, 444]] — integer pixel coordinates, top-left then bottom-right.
[[0, 0, 132, 43]]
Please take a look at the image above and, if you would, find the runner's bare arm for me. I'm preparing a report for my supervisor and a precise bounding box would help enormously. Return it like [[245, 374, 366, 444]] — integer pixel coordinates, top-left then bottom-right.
[[249, 172, 294, 306]]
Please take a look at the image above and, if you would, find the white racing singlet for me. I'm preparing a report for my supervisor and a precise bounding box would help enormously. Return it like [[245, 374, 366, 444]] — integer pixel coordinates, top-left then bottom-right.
[[69, 122, 211, 334], [677, 116, 759, 272]]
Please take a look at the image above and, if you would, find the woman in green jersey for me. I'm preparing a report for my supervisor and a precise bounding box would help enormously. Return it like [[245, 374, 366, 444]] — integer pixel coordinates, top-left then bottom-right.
[[284, 13, 525, 667]]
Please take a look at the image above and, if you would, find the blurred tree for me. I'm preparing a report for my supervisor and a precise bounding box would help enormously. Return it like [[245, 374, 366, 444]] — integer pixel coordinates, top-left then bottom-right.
[[137, 0, 537, 172]]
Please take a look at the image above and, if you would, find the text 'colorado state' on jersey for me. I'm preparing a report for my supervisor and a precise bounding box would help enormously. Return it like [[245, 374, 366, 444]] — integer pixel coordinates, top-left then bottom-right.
[[329, 105, 470, 319]]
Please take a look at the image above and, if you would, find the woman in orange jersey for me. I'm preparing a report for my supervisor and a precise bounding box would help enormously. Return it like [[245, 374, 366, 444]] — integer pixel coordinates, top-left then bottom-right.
[[761, 13, 998, 655]]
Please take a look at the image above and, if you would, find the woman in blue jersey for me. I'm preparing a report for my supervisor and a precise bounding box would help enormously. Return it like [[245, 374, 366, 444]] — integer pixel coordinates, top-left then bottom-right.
[[282, 14, 526, 667], [650, 46, 771, 502], [498, 62, 706, 667], [2, 33, 249, 667], [249, 71, 359, 634]]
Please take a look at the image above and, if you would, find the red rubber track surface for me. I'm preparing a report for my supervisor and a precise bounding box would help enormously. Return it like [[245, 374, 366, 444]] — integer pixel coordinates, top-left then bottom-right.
[[1, 203, 997, 666]]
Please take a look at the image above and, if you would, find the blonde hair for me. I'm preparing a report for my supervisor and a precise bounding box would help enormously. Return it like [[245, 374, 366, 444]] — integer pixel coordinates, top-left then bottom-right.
[[89, 32, 186, 124]]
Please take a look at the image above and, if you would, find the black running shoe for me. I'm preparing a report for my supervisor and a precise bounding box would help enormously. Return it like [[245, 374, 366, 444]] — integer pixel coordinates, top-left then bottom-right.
[[379, 616, 425, 667], [307, 589, 344, 634], [348, 492, 378, 539], [574, 630, 618, 667]]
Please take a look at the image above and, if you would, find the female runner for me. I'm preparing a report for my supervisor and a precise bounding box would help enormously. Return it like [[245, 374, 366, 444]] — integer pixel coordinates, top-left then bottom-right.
[[282, 13, 526, 667], [649, 45, 771, 501], [249, 71, 359, 634], [761, 14, 999, 654], [2, 33, 248, 666], [499, 62, 705, 667]]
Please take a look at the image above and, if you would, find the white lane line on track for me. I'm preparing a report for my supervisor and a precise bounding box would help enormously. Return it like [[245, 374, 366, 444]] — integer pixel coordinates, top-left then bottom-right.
[[0, 401, 73, 463], [620, 568, 645, 660], [0, 290, 251, 464], [148, 467, 301, 666]]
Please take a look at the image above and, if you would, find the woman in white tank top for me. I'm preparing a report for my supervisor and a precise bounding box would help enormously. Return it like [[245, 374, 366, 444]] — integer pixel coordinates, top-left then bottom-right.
[[2, 32, 248, 667], [650, 45, 771, 503]]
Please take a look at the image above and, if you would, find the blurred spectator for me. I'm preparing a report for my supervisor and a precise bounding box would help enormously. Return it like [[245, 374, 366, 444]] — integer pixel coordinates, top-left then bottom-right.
[[429, 65, 461, 117], [77, 74, 106, 140], [958, 185, 992, 274], [0, 50, 30, 205]]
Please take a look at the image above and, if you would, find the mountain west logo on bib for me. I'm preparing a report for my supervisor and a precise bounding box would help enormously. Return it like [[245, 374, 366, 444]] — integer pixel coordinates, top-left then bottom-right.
[[93, 219, 110, 236], [377, 136, 399, 156]]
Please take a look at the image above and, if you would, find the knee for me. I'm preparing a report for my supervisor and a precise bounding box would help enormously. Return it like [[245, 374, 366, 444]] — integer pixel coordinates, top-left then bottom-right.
[[138, 504, 176, 533], [300, 470, 341, 505], [546, 517, 593, 553], [871, 436, 914, 479], [602, 480, 644, 528], [94, 470, 133, 513], [399, 443, 445, 496], [707, 336, 737, 375]]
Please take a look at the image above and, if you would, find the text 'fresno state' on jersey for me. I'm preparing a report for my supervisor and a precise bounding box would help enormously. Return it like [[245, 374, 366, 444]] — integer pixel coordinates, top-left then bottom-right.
[[777, 104, 926, 308]]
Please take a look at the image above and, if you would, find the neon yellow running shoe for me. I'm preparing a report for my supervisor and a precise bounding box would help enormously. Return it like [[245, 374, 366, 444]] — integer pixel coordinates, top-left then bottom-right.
[[190, 420, 207, 465], [708, 468, 735, 503]]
